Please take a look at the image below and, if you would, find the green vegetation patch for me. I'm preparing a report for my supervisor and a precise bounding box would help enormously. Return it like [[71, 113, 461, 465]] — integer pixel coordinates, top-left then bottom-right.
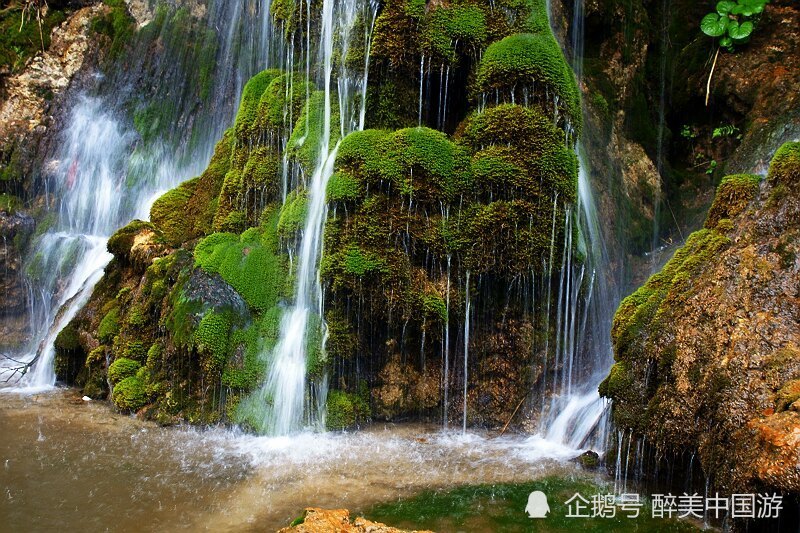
[[364, 475, 698, 532], [475, 33, 581, 132], [194, 209, 286, 311]]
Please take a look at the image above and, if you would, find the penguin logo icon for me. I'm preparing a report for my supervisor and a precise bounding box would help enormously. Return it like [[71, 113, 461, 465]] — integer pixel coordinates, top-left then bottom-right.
[[525, 491, 550, 518]]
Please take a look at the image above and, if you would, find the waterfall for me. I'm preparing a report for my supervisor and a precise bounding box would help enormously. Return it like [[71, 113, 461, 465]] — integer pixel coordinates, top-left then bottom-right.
[[1, 1, 276, 389], [532, 0, 621, 452], [257, 0, 378, 435]]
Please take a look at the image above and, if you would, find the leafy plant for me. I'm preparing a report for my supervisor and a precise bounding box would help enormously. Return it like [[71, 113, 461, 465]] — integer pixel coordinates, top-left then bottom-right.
[[701, 0, 769, 51], [713, 124, 741, 139]]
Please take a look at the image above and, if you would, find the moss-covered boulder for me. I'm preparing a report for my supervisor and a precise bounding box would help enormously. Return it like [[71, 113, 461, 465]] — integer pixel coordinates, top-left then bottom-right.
[[603, 142, 800, 494]]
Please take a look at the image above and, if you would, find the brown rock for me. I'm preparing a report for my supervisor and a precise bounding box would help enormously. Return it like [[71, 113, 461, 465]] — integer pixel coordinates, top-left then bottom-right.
[[277, 508, 433, 533]]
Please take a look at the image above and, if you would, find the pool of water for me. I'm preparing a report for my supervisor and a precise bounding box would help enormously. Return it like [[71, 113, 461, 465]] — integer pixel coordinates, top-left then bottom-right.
[[1, 388, 605, 531]]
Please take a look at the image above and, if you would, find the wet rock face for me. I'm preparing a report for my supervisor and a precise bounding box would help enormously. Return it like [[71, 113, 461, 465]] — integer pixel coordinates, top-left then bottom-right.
[[0, 210, 34, 349], [602, 142, 800, 494], [0, 3, 107, 191]]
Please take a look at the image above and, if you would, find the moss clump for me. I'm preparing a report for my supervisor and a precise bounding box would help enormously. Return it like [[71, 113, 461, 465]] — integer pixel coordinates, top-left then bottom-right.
[[98, 307, 121, 344], [423, 5, 486, 62], [255, 73, 314, 136], [475, 33, 581, 132], [767, 141, 800, 188], [287, 90, 341, 173], [195, 310, 232, 375], [277, 190, 307, 239], [704, 174, 761, 229], [194, 209, 286, 311], [108, 357, 141, 384], [112, 375, 148, 411], [336, 127, 472, 201], [326, 389, 370, 430], [462, 104, 578, 201], [150, 178, 198, 246], [234, 69, 282, 139], [326, 172, 362, 203], [54, 325, 81, 352]]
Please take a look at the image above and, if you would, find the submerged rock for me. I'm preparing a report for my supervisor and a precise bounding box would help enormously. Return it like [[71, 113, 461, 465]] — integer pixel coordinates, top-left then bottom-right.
[[278, 508, 433, 533]]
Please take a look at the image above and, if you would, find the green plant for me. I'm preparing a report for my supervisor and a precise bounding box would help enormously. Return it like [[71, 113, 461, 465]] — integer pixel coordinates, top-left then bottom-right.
[[712, 124, 741, 139], [701, 0, 769, 51], [680, 124, 698, 140]]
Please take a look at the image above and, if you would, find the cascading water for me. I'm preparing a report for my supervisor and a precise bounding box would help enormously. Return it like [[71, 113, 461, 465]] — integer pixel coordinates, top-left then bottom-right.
[[0, 1, 276, 389], [530, 0, 620, 451], [254, 0, 378, 435]]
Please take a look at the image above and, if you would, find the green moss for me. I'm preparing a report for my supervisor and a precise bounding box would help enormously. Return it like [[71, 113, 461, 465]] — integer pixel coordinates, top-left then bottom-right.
[[222, 305, 282, 390], [0, 5, 67, 75], [326, 389, 370, 430], [112, 375, 148, 411], [150, 178, 198, 246], [195, 310, 232, 375], [336, 127, 472, 201], [366, 475, 698, 531], [704, 174, 761, 229], [277, 189, 307, 239], [194, 209, 285, 311], [326, 171, 362, 202], [54, 324, 81, 353], [98, 307, 121, 344], [423, 5, 486, 61], [767, 141, 800, 188], [234, 69, 282, 138], [462, 104, 578, 200], [475, 33, 581, 132], [108, 357, 141, 384], [287, 90, 341, 173], [255, 73, 314, 135], [0, 194, 22, 214], [422, 293, 448, 323], [91, 0, 135, 59]]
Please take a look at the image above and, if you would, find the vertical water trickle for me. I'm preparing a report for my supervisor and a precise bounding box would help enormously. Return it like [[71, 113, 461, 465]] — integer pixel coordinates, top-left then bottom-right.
[[442, 254, 451, 428], [652, 0, 672, 255], [462, 270, 471, 434], [258, 0, 377, 435]]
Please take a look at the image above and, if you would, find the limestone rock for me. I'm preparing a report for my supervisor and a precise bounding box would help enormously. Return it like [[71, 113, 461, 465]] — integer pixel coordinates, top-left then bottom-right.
[[278, 508, 433, 533]]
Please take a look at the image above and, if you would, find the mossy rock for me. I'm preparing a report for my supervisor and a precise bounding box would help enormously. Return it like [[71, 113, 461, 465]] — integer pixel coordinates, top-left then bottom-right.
[[107, 220, 163, 263], [112, 375, 148, 411], [150, 178, 198, 246], [475, 33, 581, 132], [705, 174, 761, 230], [326, 389, 370, 430], [768, 141, 800, 189], [108, 357, 141, 385], [98, 306, 121, 345], [194, 209, 286, 311]]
